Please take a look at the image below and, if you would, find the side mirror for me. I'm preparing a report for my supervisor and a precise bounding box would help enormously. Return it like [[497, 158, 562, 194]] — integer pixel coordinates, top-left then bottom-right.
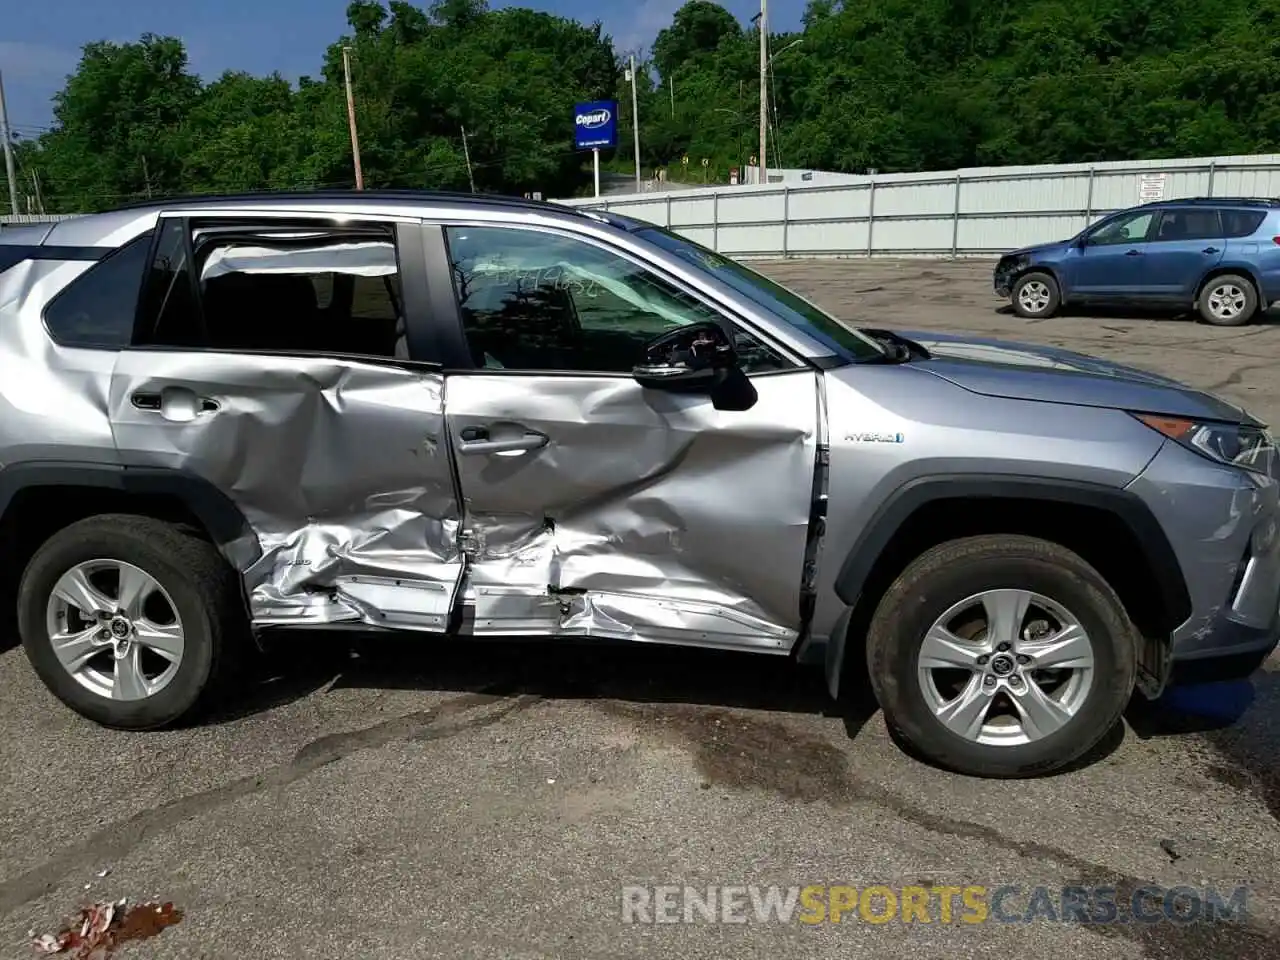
[[632, 321, 737, 392]]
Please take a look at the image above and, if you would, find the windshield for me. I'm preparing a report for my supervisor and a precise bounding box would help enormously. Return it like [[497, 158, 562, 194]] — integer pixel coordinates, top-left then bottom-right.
[[634, 225, 887, 362]]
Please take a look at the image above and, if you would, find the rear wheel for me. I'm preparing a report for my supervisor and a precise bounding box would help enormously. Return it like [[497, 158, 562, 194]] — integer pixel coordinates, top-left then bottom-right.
[[18, 514, 247, 729], [865, 535, 1136, 778], [1011, 272, 1060, 319], [1198, 274, 1258, 326]]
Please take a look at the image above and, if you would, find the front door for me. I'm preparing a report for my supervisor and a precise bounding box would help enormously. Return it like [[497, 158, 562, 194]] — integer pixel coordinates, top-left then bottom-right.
[[437, 222, 820, 652], [1065, 208, 1158, 299], [108, 213, 465, 630]]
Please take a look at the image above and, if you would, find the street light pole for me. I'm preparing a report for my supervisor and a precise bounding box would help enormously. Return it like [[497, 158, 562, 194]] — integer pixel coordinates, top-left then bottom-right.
[[758, 0, 768, 187]]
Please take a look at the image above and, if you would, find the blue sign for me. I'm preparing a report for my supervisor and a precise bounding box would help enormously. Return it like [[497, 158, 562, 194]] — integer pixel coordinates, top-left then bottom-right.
[[574, 100, 618, 150]]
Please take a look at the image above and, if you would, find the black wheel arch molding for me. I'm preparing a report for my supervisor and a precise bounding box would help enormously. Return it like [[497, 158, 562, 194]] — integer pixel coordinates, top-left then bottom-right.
[[0, 460, 262, 572], [824, 473, 1192, 698]]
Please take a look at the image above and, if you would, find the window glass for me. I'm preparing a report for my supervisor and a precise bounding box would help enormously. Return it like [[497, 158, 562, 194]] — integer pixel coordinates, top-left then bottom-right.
[[1154, 209, 1221, 242], [636, 225, 886, 363], [1221, 210, 1267, 239], [444, 225, 789, 373], [1088, 211, 1155, 246], [141, 221, 407, 359], [44, 233, 152, 348]]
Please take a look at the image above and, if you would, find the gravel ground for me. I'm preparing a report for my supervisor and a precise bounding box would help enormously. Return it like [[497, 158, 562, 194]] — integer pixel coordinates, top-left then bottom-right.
[[0, 258, 1276, 960]]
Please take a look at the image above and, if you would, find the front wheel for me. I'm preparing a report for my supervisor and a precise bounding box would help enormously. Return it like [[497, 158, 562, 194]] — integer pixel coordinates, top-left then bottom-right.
[[1011, 272, 1060, 319], [865, 534, 1136, 778]]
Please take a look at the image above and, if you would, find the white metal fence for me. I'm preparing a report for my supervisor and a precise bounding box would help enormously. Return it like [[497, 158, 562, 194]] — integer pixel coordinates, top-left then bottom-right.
[[557, 153, 1280, 259]]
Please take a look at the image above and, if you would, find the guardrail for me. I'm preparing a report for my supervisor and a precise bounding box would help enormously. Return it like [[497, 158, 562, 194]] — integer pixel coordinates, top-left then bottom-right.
[[557, 153, 1280, 259]]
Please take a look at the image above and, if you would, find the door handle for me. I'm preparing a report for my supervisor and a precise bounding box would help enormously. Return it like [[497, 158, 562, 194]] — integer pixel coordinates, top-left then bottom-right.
[[131, 388, 219, 419], [1202, 247, 1220, 254], [1125, 249, 1143, 256], [458, 426, 548, 456]]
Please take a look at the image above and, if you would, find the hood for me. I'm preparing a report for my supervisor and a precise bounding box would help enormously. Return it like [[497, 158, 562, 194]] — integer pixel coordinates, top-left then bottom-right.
[[891, 329, 1260, 426], [1002, 239, 1072, 259]]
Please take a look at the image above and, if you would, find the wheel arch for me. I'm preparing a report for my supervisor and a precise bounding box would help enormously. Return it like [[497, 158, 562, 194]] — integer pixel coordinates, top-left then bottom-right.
[[0, 462, 261, 632], [824, 474, 1190, 700], [1195, 264, 1264, 305]]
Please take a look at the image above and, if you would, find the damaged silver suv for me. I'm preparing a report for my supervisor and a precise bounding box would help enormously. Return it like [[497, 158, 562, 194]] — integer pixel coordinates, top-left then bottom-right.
[[2, 191, 1277, 778]]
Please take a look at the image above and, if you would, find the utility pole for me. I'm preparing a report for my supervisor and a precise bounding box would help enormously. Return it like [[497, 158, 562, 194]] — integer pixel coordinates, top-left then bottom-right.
[[758, 0, 768, 187], [342, 46, 365, 190], [460, 125, 476, 193], [629, 54, 641, 189], [0, 71, 18, 216]]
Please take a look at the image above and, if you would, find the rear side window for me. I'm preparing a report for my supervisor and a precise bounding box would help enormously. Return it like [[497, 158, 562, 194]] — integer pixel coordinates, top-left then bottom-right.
[[1221, 210, 1267, 239], [138, 218, 407, 359], [1153, 209, 1220, 242], [43, 235, 152, 348]]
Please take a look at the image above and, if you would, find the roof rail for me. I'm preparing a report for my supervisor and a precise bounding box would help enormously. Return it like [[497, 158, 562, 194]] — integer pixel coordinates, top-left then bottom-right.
[[108, 188, 586, 217], [1151, 196, 1280, 208]]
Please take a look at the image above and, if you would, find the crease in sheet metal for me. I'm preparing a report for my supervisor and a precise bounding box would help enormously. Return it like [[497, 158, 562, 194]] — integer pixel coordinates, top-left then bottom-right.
[[108, 351, 464, 631], [448, 370, 819, 652]]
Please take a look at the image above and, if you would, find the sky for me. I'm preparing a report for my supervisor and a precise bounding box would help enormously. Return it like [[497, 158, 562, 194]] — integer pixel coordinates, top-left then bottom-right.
[[0, 0, 806, 138]]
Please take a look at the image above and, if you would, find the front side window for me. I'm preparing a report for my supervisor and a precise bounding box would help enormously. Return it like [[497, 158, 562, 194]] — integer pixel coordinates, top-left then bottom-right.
[[44, 233, 153, 348], [1088, 211, 1155, 246], [443, 225, 789, 373], [138, 218, 407, 359], [635, 225, 886, 363]]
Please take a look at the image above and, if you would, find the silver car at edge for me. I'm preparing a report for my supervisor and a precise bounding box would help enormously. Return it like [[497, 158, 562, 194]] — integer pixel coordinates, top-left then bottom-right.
[[1, 190, 1276, 778]]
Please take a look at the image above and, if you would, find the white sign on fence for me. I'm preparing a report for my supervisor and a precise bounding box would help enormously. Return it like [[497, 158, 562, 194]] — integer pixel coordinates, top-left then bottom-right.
[[1139, 173, 1167, 203]]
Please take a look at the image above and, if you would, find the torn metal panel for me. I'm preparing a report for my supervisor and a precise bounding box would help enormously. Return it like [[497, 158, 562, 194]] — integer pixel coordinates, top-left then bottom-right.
[[446, 370, 819, 651], [107, 351, 464, 629]]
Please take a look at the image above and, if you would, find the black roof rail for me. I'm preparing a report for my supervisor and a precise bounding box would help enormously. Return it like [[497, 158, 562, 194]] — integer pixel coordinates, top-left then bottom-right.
[[1148, 196, 1280, 208], [107, 188, 585, 216]]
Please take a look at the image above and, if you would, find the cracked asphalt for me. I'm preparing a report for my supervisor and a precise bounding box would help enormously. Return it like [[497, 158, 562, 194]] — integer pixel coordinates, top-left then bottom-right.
[[1, 258, 1278, 959]]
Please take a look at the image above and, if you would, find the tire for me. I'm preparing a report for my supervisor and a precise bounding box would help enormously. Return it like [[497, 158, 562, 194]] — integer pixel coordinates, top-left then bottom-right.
[[18, 514, 248, 730], [1011, 271, 1061, 319], [865, 534, 1137, 779], [1198, 274, 1258, 326]]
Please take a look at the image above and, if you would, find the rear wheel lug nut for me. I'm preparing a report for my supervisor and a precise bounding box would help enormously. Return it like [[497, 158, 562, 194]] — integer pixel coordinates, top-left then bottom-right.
[[996, 642, 1011, 652], [1010, 675, 1023, 687], [1016, 654, 1032, 665], [977, 655, 990, 665], [983, 675, 996, 688]]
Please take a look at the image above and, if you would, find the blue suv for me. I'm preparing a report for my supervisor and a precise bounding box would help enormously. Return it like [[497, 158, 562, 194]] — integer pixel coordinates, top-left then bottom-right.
[[993, 197, 1280, 326]]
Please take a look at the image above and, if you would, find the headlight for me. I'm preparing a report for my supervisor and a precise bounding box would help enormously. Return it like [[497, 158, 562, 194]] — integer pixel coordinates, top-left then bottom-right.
[[1133, 413, 1275, 474]]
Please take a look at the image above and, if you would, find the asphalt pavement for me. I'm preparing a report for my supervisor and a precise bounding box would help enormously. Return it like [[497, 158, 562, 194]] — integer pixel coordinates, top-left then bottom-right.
[[0, 258, 1277, 960]]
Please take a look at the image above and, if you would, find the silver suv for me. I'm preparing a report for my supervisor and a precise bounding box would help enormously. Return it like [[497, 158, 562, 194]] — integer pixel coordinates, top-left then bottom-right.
[[2, 191, 1276, 779]]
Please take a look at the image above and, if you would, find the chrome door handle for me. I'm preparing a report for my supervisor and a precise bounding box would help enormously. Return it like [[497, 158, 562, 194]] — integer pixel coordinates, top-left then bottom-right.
[[1202, 247, 1220, 254], [1125, 249, 1143, 256], [458, 426, 548, 456]]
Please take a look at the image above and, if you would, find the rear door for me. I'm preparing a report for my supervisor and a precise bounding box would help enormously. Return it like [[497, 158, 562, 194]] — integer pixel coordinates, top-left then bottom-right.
[[1066, 208, 1158, 298], [433, 221, 820, 652], [107, 212, 465, 630], [1144, 207, 1226, 299]]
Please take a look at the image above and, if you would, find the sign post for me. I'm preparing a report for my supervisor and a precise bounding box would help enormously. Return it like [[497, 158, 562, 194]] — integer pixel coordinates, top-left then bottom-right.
[[574, 100, 618, 199]]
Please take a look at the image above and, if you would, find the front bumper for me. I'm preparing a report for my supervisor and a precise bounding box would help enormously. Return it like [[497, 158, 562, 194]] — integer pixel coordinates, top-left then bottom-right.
[[992, 256, 1024, 299], [1127, 439, 1280, 683]]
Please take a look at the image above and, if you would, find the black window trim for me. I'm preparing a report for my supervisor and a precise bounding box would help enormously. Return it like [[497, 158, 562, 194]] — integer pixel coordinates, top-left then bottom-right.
[[428, 218, 806, 379], [125, 213, 442, 370], [41, 231, 157, 351]]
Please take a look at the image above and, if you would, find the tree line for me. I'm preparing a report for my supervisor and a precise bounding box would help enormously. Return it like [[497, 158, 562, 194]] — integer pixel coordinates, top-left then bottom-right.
[[5, 0, 1280, 214]]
